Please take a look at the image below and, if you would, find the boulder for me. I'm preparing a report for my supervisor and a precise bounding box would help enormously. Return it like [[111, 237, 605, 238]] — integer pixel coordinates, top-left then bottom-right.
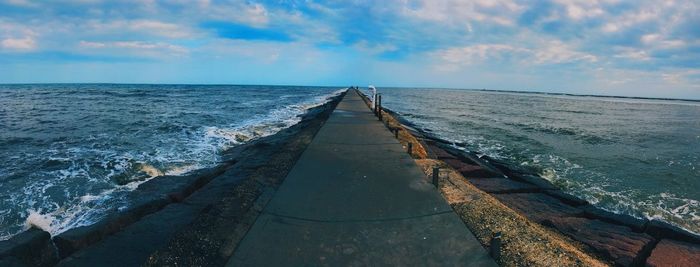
[[542, 217, 654, 267], [442, 158, 499, 178], [440, 146, 481, 165], [480, 155, 539, 177], [467, 178, 540, 193], [544, 190, 589, 206], [512, 175, 558, 190], [646, 239, 700, 267], [0, 227, 58, 267], [442, 158, 473, 171], [645, 220, 700, 244], [425, 144, 457, 160], [422, 134, 453, 146], [492, 193, 583, 223], [458, 164, 499, 178], [581, 205, 648, 232], [136, 165, 228, 202]]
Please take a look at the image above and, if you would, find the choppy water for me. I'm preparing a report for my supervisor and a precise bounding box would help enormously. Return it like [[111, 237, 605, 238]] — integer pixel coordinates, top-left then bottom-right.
[[0, 84, 343, 240], [378, 88, 700, 234]]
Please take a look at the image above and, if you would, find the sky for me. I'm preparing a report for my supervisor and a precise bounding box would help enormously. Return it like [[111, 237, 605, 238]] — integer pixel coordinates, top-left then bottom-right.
[[0, 0, 699, 99]]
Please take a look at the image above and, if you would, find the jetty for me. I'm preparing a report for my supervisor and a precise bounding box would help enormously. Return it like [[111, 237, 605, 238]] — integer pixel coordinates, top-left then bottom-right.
[[3, 88, 699, 266], [227, 90, 495, 265]]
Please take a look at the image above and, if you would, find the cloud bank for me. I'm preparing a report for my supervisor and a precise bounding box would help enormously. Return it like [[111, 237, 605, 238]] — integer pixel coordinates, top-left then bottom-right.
[[0, 0, 698, 99]]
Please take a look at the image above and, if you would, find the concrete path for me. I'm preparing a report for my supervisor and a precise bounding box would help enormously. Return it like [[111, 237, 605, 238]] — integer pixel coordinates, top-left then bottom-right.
[[228, 90, 496, 266]]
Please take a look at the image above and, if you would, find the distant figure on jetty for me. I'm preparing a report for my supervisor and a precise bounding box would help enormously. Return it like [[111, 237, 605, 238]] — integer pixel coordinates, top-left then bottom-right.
[[369, 85, 377, 109]]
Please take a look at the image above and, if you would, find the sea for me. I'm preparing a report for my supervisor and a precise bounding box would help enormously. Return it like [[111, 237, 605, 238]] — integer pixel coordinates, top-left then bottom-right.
[[1, 85, 698, 241], [0, 84, 344, 240], [377, 87, 700, 235]]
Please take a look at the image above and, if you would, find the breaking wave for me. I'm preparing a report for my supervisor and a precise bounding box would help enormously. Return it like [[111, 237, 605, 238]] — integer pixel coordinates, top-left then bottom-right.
[[0, 85, 345, 240]]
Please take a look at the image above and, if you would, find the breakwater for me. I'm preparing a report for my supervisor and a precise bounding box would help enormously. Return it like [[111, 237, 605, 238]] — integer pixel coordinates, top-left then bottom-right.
[[0, 84, 345, 241], [3, 86, 698, 266], [0, 90, 346, 266], [360, 90, 700, 266], [377, 88, 700, 235]]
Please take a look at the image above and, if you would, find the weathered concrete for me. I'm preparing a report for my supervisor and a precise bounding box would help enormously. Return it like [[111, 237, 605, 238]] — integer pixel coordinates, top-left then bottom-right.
[[228, 90, 496, 266]]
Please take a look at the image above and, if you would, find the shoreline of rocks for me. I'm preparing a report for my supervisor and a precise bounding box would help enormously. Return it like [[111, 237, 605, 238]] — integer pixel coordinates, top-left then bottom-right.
[[380, 105, 700, 266]]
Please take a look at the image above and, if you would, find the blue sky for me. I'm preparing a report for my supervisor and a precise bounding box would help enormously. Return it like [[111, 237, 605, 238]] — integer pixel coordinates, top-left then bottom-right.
[[1, 0, 699, 99]]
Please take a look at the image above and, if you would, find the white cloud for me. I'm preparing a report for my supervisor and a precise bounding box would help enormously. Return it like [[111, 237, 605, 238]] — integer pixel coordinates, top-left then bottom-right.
[[353, 40, 398, 55], [205, 2, 270, 28], [552, 0, 610, 20], [662, 69, 700, 85], [434, 44, 526, 65], [85, 19, 194, 39], [639, 33, 690, 55], [600, 8, 659, 33], [533, 40, 597, 64], [401, 0, 523, 27], [128, 20, 190, 38], [200, 39, 328, 65], [3, 0, 38, 7], [1, 37, 36, 50], [0, 20, 38, 51], [641, 34, 661, 44], [614, 48, 651, 61], [432, 40, 596, 71], [79, 40, 188, 58]]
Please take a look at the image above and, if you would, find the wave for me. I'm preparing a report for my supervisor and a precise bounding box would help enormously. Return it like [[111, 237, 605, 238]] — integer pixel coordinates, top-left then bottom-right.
[[504, 122, 612, 145], [0, 88, 346, 241], [202, 89, 345, 150], [387, 118, 699, 235], [532, 154, 700, 235]]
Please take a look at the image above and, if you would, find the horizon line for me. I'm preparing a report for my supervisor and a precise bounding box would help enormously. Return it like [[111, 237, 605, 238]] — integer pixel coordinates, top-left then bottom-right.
[[2, 82, 699, 102]]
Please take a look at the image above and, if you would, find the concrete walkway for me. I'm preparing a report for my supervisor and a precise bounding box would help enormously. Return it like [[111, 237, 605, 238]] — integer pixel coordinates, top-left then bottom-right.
[[228, 90, 496, 266]]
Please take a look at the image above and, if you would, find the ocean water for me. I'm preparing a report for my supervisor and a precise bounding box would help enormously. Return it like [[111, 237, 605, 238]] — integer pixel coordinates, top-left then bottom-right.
[[377, 88, 700, 234], [0, 84, 343, 240]]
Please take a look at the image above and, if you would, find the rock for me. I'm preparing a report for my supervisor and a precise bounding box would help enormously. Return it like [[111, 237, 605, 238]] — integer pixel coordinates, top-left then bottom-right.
[[425, 144, 457, 160], [512, 175, 558, 190], [645, 219, 700, 244], [442, 158, 473, 170], [137, 165, 229, 202], [440, 146, 478, 164], [441, 147, 507, 177], [442, 158, 500, 178], [646, 239, 700, 267], [492, 193, 583, 223], [581, 205, 648, 232], [53, 195, 170, 258], [480, 156, 539, 177], [544, 190, 589, 206], [542, 217, 654, 267], [422, 134, 453, 146], [137, 175, 199, 202], [458, 164, 499, 178], [0, 227, 58, 267], [467, 178, 540, 193]]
